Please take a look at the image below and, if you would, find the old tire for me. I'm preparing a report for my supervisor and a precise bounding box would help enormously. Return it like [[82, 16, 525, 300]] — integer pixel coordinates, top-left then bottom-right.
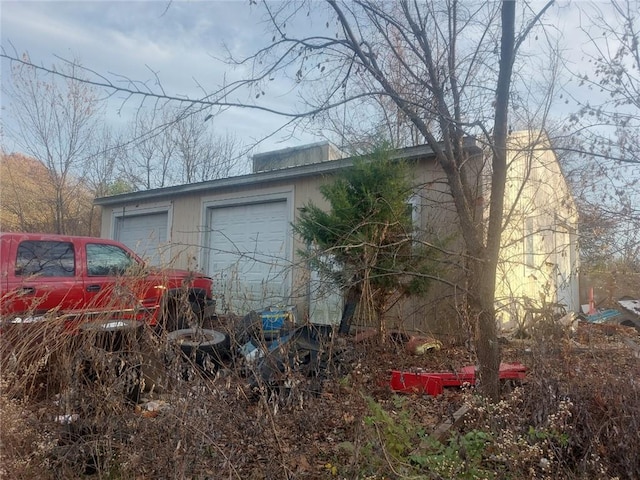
[[80, 319, 143, 352], [75, 321, 144, 403], [160, 299, 194, 332], [167, 328, 229, 370]]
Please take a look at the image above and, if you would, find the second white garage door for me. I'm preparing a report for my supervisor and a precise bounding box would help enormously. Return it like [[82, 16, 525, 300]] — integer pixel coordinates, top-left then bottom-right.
[[205, 200, 290, 313]]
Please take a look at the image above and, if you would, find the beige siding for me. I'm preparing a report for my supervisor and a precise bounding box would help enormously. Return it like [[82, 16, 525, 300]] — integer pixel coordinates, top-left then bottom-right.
[[398, 156, 483, 337], [170, 196, 205, 270], [99, 208, 112, 240], [290, 174, 334, 319], [289, 160, 473, 334]]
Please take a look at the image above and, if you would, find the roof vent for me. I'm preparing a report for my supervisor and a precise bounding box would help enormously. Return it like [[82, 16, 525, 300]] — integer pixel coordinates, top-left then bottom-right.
[[252, 141, 343, 173]]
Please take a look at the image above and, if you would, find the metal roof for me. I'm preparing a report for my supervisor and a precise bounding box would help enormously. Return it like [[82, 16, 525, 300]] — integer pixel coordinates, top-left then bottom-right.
[[95, 141, 479, 207]]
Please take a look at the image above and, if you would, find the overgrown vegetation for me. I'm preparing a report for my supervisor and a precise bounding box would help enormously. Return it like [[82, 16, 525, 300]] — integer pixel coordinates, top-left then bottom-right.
[[1, 2, 639, 476], [1, 303, 638, 479], [294, 147, 439, 339]]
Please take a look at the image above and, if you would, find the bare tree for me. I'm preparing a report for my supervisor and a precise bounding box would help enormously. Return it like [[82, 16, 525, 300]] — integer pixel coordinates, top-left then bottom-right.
[[81, 128, 132, 234], [82, 128, 127, 197], [172, 112, 238, 184], [236, 0, 554, 399], [120, 108, 240, 190], [2, 56, 103, 234], [120, 110, 176, 190], [0, 1, 556, 398], [563, 0, 640, 271]]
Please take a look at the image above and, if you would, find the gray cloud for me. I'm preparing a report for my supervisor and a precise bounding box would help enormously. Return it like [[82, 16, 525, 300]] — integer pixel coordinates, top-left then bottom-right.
[[1, 1, 318, 154]]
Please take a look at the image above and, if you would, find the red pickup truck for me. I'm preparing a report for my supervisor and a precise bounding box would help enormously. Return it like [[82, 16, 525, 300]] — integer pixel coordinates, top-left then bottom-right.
[[0, 232, 216, 330]]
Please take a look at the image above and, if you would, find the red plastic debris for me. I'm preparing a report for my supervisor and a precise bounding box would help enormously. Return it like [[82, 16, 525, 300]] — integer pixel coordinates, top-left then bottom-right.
[[390, 362, 527, 396]]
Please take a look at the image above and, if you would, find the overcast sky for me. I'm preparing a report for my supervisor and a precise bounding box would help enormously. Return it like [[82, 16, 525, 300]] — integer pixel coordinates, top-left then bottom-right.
[[0, 0, 327, 158], [0, 1, 625, 160]]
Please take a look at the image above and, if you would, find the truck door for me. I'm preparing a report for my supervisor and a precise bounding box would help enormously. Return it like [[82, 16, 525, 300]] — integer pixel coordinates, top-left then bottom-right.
[[3, 239, 85, 320], [84, 242, 151, 319], [0, 235, 12, 312]]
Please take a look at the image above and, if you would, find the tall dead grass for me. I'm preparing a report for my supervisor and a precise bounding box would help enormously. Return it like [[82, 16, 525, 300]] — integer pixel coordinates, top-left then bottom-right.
[[1, 307, 639, 479]]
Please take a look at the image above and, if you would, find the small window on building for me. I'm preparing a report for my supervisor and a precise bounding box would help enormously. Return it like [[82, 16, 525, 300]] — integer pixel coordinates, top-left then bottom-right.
[[405, 194, 421, 233], [86, 243, 136, 276], [15, 241, 75, 277]]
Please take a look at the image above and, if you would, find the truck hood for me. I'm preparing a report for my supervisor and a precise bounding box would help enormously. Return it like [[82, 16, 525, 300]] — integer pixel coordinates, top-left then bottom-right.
[[146, 268, 212, 282]]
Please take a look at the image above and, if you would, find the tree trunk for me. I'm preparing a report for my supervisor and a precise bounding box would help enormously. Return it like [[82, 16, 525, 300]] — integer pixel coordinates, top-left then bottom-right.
[[469, 255, 501, 401], [338, 284, 361, 334], [471, 0, 516, 401], [376, 304, 386, 345]]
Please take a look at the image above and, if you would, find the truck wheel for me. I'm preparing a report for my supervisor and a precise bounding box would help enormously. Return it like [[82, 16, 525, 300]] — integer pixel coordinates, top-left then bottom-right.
[[160, 299, 192, 332], [80, 319, 143, 352], [167, 328, 229, 370]]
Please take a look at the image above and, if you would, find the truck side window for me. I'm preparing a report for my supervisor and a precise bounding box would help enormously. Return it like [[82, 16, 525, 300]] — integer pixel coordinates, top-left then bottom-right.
[[86, 243, 135, 276], [15, 241, 75, 277]]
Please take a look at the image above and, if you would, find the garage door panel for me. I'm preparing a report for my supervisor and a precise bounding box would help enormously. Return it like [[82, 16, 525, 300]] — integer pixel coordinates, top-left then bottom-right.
[[207, 201, 290, 313], [115, 212, 168, 265]]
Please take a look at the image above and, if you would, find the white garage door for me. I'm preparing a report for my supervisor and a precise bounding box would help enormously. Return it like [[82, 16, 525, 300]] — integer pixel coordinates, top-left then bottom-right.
[[114, 212, 168, 265], [205, 201, 290, 313], [309, 255, 343, 325]]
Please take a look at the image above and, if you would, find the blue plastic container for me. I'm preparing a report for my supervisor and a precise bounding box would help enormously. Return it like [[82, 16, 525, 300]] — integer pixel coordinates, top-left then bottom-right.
[[261, 309, 286, 335]]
